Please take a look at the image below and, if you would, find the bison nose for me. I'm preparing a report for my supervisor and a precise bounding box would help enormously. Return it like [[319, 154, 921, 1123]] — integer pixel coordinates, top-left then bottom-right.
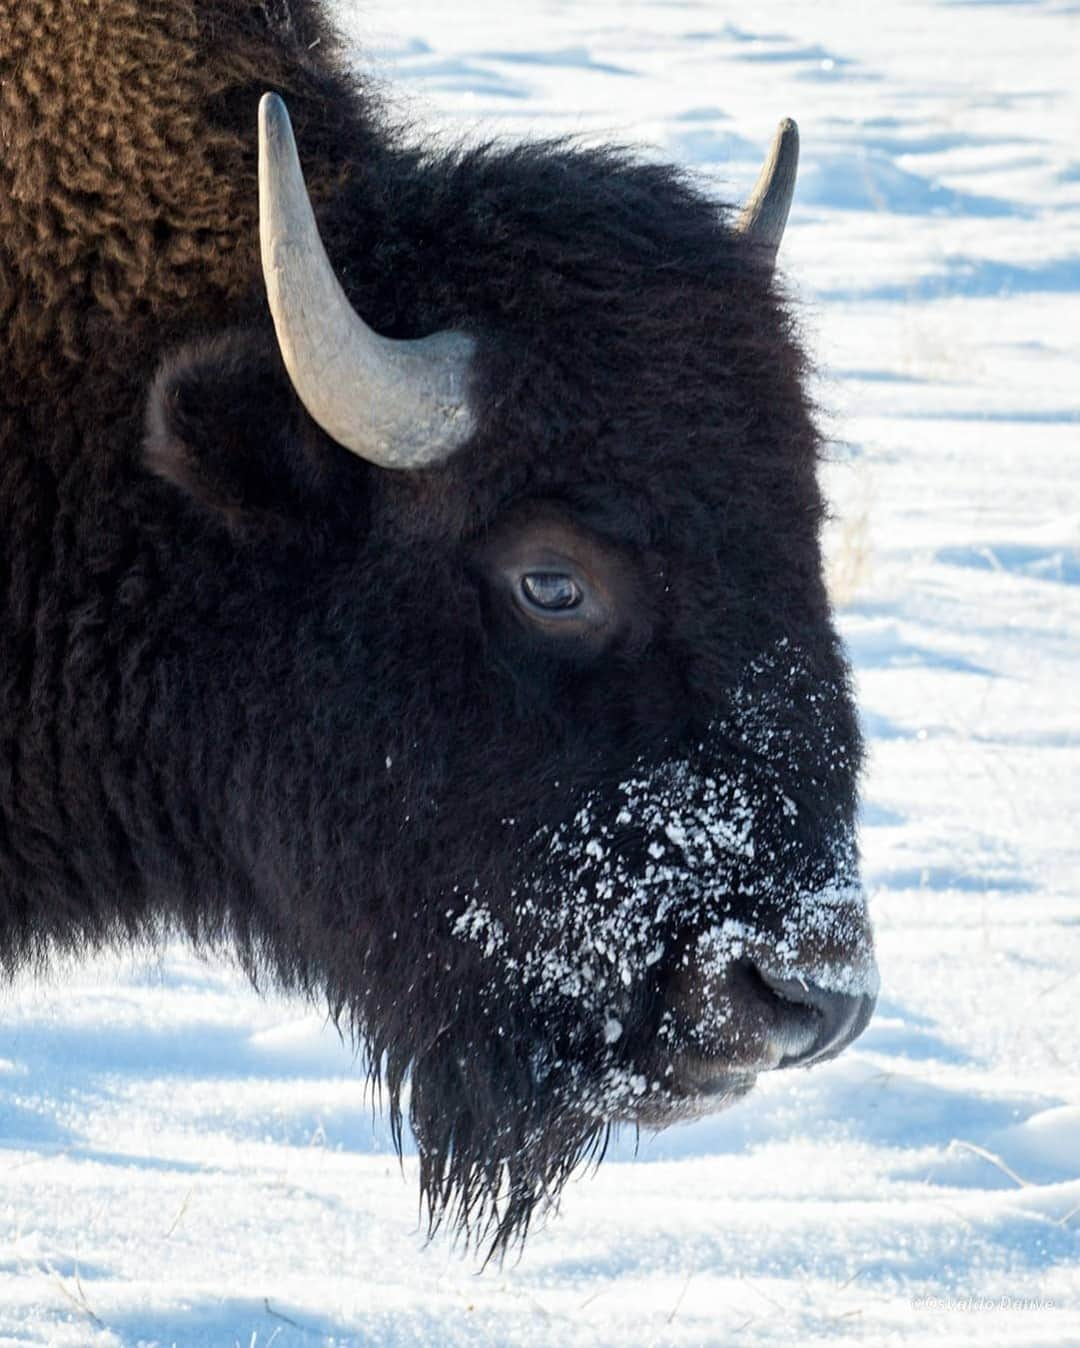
[[754, 966, 876, 1068], [669, 956, 876, 1086]]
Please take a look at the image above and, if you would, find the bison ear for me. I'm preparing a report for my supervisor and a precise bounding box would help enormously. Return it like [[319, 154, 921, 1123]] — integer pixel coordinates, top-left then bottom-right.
[[144, 328, 350, 529]]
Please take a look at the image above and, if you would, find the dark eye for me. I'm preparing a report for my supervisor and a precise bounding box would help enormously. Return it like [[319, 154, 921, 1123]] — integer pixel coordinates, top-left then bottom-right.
[[520, 572, 583, 612]]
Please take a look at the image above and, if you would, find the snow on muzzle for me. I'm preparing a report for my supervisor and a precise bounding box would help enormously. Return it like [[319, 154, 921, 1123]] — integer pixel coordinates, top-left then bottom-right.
[[452, 645, 877, 1118], [453, 753, 877, 1110]]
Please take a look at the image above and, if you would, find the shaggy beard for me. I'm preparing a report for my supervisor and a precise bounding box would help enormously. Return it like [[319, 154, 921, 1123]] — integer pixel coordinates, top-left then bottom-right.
[[388, 1028, 614, 1259]]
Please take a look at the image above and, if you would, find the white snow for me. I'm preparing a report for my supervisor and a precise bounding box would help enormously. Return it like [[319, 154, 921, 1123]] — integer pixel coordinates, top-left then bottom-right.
[[1, 0, 1077, 1343]]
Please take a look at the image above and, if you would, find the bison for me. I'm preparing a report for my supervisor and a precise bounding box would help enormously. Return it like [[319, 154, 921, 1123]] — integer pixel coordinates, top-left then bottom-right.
[[0, 0, 878, 1251]]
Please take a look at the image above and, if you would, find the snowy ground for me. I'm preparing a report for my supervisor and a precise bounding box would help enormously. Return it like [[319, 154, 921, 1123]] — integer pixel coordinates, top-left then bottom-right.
[[1, 0, 1078, 1343]]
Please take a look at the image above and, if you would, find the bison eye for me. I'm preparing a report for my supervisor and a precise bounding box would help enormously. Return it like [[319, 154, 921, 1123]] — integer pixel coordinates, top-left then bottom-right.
[[520, 572, 583, 612]]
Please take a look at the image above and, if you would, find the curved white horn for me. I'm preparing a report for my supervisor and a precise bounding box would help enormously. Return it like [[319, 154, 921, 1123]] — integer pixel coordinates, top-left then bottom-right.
[[258, 93, 476, 469], [737, 118, 799, 265]]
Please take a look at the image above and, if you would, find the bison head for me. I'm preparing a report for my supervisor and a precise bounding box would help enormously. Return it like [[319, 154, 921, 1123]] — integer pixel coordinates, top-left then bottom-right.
[[142, 96, 876, 1252]]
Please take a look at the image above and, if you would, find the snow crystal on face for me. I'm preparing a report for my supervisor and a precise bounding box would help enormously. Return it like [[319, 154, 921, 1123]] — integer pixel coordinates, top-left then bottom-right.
[[452, 901, 507, 961]]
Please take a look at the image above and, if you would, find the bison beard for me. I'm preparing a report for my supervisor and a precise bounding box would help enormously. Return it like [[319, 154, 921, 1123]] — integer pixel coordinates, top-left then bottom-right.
[[0, 0, 878, 1255]]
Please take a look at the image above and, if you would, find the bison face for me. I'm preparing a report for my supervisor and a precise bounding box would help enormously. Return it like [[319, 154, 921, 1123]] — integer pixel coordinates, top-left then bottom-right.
[[438, 498, 876, 1164], [142, 98, 876, 1252], [397, 491, 875, 1251], [468, 502, 875, 1109]]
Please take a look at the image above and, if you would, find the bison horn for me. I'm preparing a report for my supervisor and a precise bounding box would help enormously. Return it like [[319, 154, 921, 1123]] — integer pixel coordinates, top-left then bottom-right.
[[258, 93, 476, 469], [737, 118, 799, 264]]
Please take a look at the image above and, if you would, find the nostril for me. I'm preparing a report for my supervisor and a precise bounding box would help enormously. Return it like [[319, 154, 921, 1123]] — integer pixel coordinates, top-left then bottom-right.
[[755, 965, 876, 1067], [665, 951, 877, 1090]]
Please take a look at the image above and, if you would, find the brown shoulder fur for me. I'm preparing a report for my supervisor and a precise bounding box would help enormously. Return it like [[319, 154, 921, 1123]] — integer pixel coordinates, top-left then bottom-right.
[[0, 0, 364, 390]]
